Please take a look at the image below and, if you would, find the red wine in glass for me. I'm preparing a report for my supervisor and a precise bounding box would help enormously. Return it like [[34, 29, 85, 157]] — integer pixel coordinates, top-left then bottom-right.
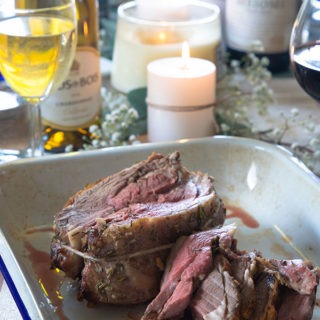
[[292, 41, 320, 102]]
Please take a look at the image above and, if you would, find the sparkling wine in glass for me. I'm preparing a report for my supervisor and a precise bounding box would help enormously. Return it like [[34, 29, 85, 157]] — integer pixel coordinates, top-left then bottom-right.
[[290, 0, 320, 102], [0, 0, 77, 157]]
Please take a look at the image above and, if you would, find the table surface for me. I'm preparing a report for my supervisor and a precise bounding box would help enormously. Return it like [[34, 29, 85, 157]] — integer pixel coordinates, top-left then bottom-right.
[[0, 272, 22, 319], [257, 76, 320, 144], [1, 73, 319, 319]]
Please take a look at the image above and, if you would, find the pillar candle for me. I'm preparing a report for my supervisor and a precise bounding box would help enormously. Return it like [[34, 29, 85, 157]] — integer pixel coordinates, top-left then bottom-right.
[[147, 43, 216, 142]]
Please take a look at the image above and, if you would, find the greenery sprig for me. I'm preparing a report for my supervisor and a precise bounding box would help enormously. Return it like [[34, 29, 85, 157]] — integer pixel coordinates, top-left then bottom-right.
[[80, 87, 140, 151]]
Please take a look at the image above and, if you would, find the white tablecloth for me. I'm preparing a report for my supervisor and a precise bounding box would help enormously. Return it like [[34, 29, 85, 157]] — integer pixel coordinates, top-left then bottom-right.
[[258, 76, 320, 145], [0, 270, 22, 320]]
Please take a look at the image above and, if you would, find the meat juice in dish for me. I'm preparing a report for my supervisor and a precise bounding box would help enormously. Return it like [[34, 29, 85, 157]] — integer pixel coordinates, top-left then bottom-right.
[[50, 152, 320, 319], [226, 205, 259, 229]]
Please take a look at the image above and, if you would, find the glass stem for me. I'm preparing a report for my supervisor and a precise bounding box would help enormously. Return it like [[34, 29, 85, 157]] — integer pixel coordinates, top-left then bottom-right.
[[29, 101, 43, 157]]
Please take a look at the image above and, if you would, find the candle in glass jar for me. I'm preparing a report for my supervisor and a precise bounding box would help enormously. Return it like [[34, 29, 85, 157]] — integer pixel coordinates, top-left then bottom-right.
[[147, 43, 216, 142], [136, 0, 188, 20], [111, 1, 221, 93]]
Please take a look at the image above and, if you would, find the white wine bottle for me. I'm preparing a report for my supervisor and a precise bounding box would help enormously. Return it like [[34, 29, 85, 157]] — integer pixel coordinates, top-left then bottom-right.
[[225, 0, 300, 73], [42, 0, 101, 153]]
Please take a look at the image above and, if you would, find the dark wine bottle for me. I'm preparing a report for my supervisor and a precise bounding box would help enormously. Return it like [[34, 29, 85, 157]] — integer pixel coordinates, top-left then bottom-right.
[[225, 0, 301, 73]]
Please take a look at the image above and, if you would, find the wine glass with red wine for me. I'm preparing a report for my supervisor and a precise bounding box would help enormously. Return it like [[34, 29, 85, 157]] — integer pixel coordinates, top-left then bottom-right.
[[290, 0, 320, 102]]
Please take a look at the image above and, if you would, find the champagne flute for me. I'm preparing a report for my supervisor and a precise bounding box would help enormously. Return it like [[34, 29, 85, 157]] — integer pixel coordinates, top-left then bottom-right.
[[0, 0, 77, 157], [290, 0, 320, 102]]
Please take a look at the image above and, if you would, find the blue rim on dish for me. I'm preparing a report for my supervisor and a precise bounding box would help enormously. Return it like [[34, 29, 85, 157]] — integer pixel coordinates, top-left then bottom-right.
[[0, 255, 31, 320]]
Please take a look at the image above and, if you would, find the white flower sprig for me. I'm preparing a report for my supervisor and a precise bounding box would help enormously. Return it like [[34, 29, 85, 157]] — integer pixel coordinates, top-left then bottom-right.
[[81, 87, 140, 150], [216, 53, 320, 176], [216, 53, 274, 137]]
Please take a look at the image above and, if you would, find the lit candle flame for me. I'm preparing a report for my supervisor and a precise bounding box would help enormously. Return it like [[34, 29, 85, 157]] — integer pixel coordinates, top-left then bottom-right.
[[181, 41, 190, 69], [158, 31, 167, 43]]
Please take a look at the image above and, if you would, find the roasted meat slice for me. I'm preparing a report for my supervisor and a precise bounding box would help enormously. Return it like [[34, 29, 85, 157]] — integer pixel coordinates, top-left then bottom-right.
[[251, 272, 279, 320], [142, 225, 236, 320], [190, 253, 241, 320], [256, 257, 320, 320], [268, 259, 319, 295], [227, 251, 259, 319], [277, 286, 317, 320], [50, 151, 226, 304], [143, 224, 319, 320]]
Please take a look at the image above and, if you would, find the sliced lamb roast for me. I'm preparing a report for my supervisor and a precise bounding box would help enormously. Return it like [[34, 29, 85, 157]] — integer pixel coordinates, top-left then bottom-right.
[[250, 272, 279, 320], [227, 251, 259, 319], [267, 259, 319, 295], [142, 225, 237, 320], [50, 151, 226, 305], [190, 253, 241, 320], [143, 225, 319, 320], [277, 286, 317, 320]]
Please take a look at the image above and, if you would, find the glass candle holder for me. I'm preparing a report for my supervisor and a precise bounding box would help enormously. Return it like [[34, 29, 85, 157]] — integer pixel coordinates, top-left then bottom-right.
[[111, 0, 221, 93]]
